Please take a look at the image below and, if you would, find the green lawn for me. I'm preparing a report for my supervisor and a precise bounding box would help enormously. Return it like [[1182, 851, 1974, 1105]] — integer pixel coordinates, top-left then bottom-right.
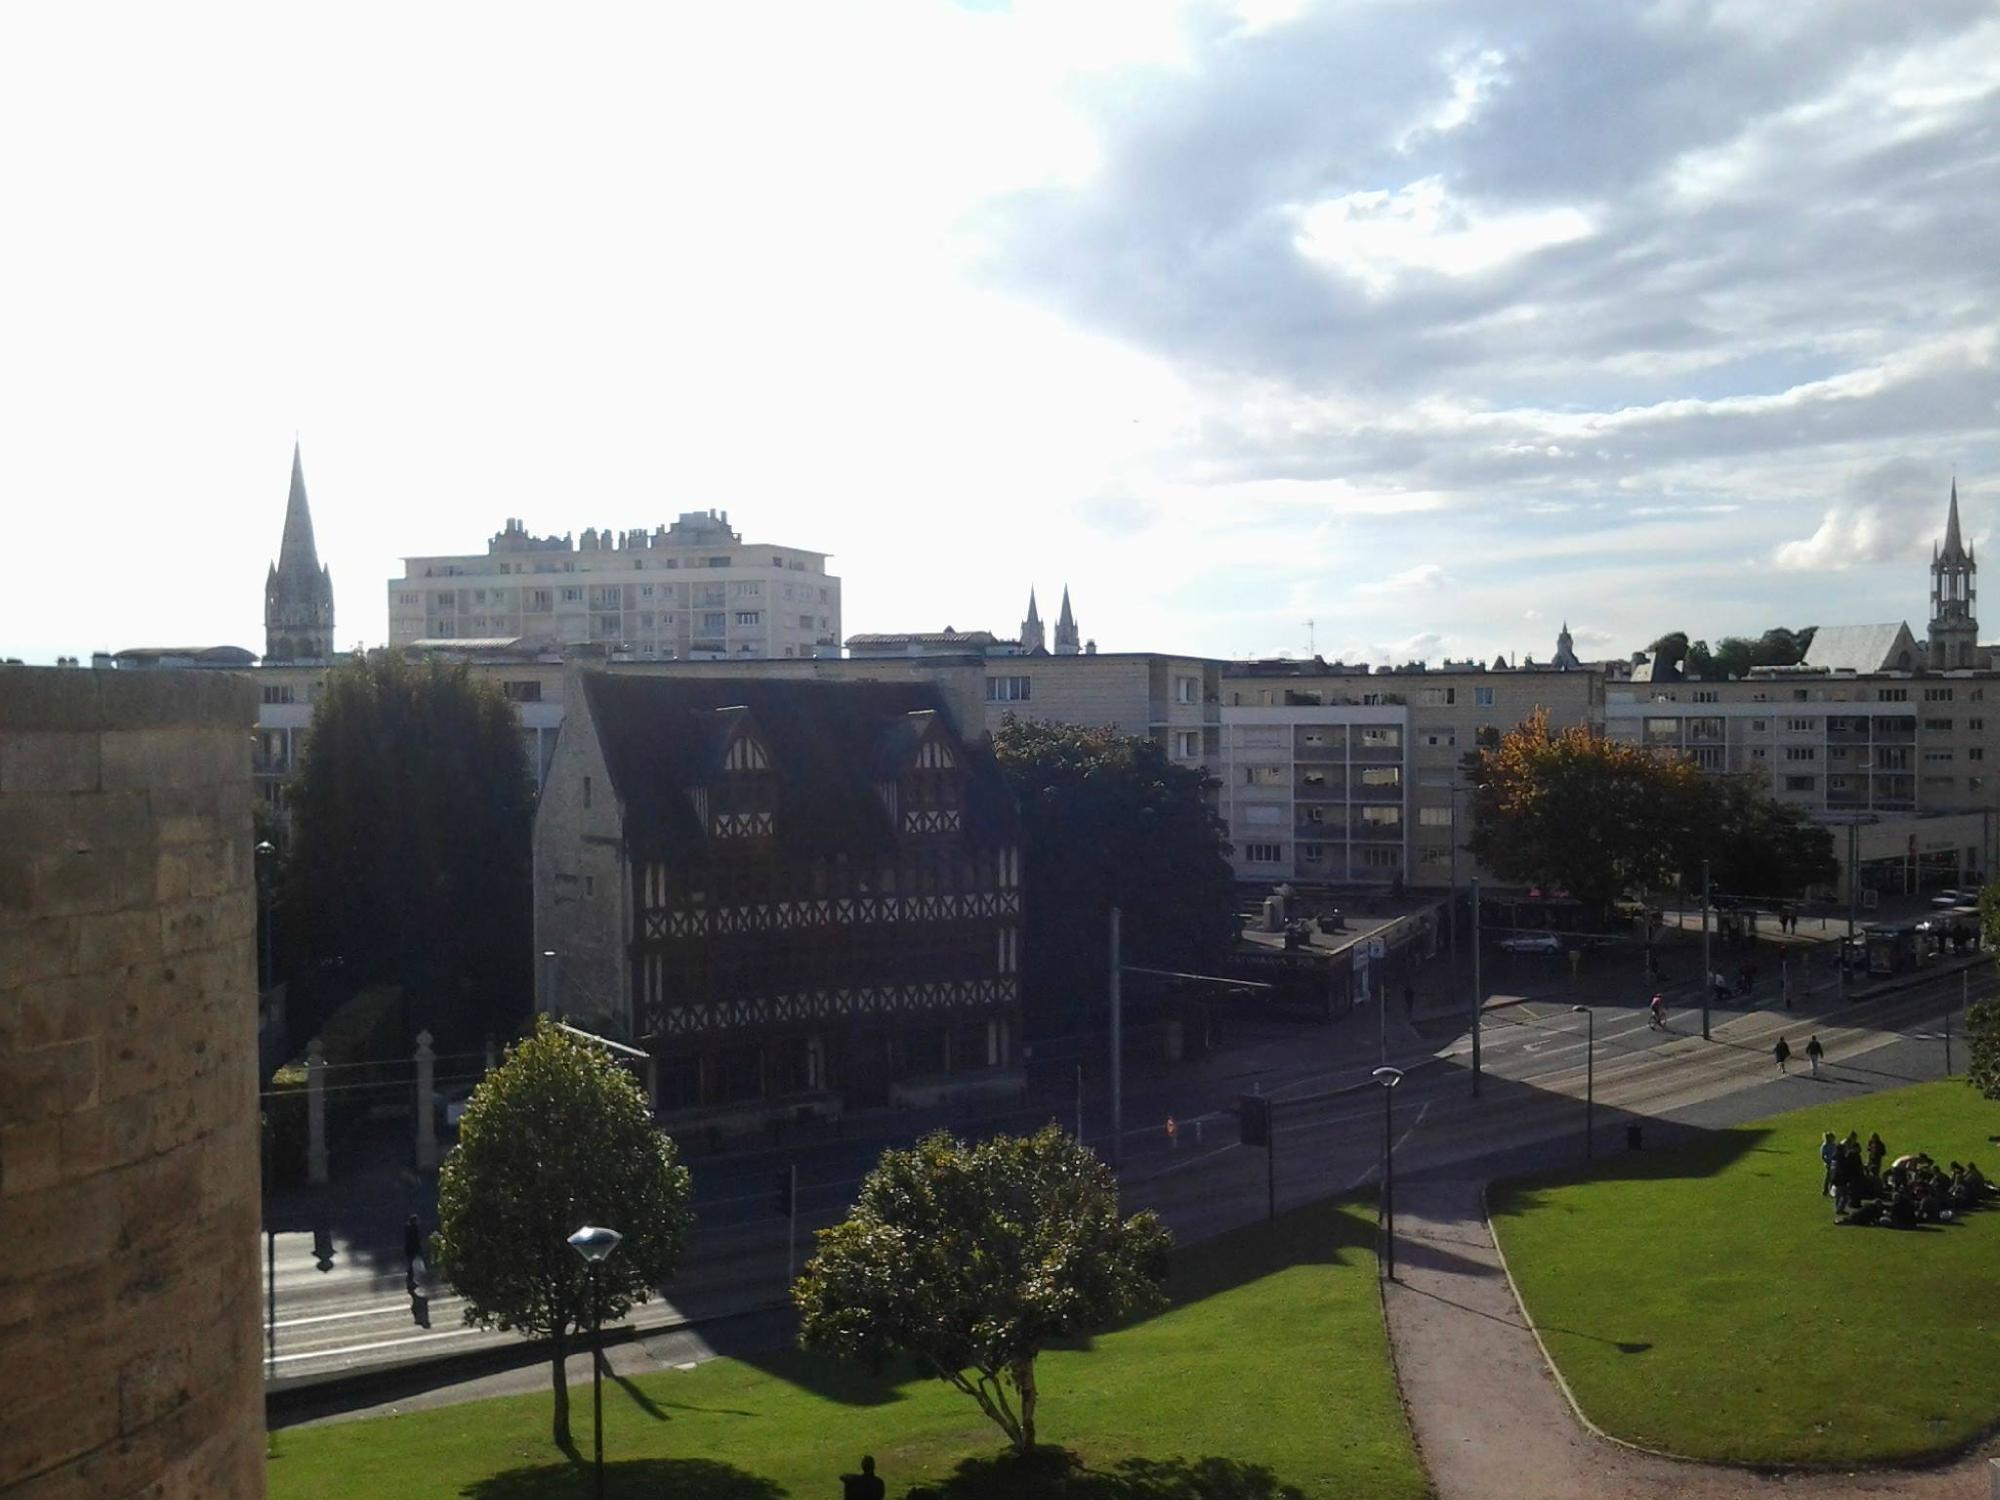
[[268, 1198, 1425, 1499], [1490, 1079, 2000, 1466]]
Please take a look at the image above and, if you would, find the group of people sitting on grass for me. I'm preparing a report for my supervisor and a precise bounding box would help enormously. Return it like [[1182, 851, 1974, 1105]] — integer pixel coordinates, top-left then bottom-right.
[[1820, 1129, 1994, 1227]]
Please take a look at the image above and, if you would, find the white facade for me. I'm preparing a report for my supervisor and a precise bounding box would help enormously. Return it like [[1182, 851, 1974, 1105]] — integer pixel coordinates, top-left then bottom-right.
[[388, 512, 841, 661], [1222, 705, 1410, 885]]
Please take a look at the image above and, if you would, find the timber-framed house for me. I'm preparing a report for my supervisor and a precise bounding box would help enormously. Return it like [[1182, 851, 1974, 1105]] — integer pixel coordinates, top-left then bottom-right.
[[534, 672, 1024, 1128]]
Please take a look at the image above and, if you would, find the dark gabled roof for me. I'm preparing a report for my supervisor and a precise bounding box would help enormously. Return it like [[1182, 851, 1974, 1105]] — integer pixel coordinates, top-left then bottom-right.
[[581, 673, 1018, 860]]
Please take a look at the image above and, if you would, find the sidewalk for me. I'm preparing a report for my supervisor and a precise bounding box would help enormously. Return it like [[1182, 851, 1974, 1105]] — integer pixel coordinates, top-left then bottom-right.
[[1383, 1176, 1990, 1499]]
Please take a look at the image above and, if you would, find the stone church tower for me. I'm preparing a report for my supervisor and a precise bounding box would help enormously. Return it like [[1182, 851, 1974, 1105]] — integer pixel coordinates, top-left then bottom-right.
[[1053, 586, 1080, 656], [1928, 480, 1977, 670], [1019, 589, 1046, 654], [264, 443, 335, 662]]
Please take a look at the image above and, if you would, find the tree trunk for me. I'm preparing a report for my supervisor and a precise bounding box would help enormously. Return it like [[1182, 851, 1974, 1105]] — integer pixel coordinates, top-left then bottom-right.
[[550, 1331, 572, 1447], [1013, 1357, 1038, 1452]]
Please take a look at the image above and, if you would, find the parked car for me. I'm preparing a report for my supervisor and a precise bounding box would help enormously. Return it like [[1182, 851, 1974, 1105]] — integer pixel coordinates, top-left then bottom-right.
[[1499, 932, 1563, 955], [1930, 889, 1966, 909]]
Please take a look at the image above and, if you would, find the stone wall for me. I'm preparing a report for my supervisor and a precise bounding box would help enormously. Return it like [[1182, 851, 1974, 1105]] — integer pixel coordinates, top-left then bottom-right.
[[0, 667, 265, 1500]]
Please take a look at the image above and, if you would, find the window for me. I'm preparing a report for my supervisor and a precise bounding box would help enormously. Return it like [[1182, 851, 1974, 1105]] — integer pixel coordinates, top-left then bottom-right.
[[1925, 687, 1954, 702], [1784, 746, 1817, 762], [701, 612, 726, 633], [734, 611, 761, 626], [1971, 748, 1985, 762], [1175, 731, 1199, 758], [1783, 775, 1817, 792], [1972, 718, 1987, 731], [1419, 806, 1453, 827], [1360, 847, 1399, 868], [1245, 804, 1283, 825], [1644, 718, 1679, 743], [1691, 745, 1724, 770], [1419, 687, 1456, 706], [1421, 729, 1456, 748], [1474, 686, 1495, 707], [1174, 675, 1197, 704], [260, 684, 295, 704], [529, 589, 553, 611], [1359, 766, 1401, 789], [502, 680, 542, 703], [1924, 750, 1954, 763], [1878, 688, 1908, 702], [1244, 766, 1286, 786], [398, 592, 419, 606], [1925, 717, 1953, 731], [1692, 690, 1718, 703], [800, 614, 815, 630], [1751, 747, 1766, 760], [1878, 747, 1911, 770], [985, 675, 1031, 703], [561, 587, 582, 602], [1357, 726, 1401, 749], [1243, 842, 1282, 864], [1301, 843, 1325, 862], [1361, 805, 1401, 826]]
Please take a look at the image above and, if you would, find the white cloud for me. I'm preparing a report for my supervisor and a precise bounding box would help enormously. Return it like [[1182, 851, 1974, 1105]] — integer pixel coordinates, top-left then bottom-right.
[[1357, 563, 1449, 594], [1291, 177, 1596, 297]]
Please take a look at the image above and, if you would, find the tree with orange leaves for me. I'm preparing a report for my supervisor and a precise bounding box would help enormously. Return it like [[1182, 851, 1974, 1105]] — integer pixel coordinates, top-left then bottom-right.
[[1463, 709, 1707, 915]]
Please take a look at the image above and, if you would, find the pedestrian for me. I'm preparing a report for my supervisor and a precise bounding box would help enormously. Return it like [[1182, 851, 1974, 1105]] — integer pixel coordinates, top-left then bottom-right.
[[403, 1214, 424, 1292], [1774, 1036, 1791, 1074], [1820, 1131, 1838, 1196], [1866, 1131, 1886, 1179], [1649, 992, 1665, 1030], [841, 1456, 886, 1500], [1805, 1035, 1824, 1077]]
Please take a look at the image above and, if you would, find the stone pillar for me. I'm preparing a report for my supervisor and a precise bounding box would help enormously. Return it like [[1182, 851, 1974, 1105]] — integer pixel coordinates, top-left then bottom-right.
[[306, 1038, 328, 1185], [0, 665, 266, 1498], [414, 1030, 438, 1172]]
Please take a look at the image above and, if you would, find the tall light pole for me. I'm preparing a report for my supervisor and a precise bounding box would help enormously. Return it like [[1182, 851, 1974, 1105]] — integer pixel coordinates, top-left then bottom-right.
[[1700, 859, 1712, 1041], [567, 1224, 623, 1500], [1571, 1005, 1594, 1161], [1109, 905, 1123, 1168], [1372, 1067, 1404, 1279], [254, 839, 276, 990], [1470, 877, 1483, 1096]]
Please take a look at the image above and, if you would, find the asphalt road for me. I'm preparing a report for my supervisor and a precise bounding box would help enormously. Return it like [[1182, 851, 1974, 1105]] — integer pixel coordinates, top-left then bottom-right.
[[261, 948, 1987, 1393]]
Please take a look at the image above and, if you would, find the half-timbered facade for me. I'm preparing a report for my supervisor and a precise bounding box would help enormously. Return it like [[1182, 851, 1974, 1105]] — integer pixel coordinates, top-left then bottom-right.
[[534, 672, 1024, 1128]]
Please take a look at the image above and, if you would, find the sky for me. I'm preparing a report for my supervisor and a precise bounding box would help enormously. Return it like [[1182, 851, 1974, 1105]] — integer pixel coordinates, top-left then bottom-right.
[[3, 0, 1997, 668]]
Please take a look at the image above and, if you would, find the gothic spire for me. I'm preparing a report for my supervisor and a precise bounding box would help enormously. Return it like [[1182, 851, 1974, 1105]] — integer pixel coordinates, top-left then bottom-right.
[[279, 441, 321, 574], [1940, 476, 1971, 563], [1054, 586, 1080, 654]]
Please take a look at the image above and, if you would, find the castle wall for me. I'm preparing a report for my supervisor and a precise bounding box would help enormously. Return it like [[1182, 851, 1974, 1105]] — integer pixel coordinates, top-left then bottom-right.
[[0, 667, 266, 1500]]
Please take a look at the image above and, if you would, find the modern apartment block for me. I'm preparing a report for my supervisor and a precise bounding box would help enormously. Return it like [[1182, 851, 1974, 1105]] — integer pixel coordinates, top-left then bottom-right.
[[1606, 670, 2000, 884], [1219, 660, 1605, 887], [387, 511, 841, 661]]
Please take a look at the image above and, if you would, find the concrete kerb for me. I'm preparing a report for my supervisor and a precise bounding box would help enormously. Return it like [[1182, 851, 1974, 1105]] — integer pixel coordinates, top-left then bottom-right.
[[1477, 1179, 2000, 1477], [265, 1297, 790, 1429]]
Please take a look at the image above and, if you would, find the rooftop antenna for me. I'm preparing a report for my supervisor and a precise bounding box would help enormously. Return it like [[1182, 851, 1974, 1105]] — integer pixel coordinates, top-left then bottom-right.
[[1305, 618, 1316, 655]]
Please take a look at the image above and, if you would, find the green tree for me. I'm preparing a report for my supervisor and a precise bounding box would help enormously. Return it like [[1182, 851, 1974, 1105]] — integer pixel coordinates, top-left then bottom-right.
[[992, 718, 1235, 1036], [1683, 639, 1715, 679], [1711, 637, 1755, 681], [1965, 999, 2000, 1102], [1464, 709, 1706, 914], [1691, 775, 1838, 900], [284, 650, 534, 1042], [796, 1126, 1170, 1454], [431, 1018, 694, 1446], [1647, 632, 1690, 671]]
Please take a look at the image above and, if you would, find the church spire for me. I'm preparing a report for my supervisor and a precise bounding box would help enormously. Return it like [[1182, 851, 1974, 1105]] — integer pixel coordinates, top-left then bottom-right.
[[1054, 586, 1080, 655], [1019, 588, 1046, 654], [265, 442, 336, 662], [1941, 476, 1969, 563]]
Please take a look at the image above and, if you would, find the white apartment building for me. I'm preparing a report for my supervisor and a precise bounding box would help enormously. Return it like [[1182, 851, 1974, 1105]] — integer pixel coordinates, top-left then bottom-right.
[[1224, 704, 1411, 886], [387, 511, 841, 661]]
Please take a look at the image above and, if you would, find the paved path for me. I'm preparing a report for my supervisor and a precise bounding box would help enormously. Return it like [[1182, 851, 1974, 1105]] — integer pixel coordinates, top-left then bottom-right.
[[1385, 1179, 1996, 1499]]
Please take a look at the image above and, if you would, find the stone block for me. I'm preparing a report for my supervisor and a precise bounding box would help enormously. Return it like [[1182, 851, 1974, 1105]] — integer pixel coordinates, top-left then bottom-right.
[[58, 1103, 113, 1177], [0, 918, 76, 987], [101, 731, 206, 794], [100, 1023, 178, 1107], [12, 974, 95, 1050], [31, 845, 152, 920], [119, 1342, 193, 1436], [74, 909, 161, 972], [1, 1119, 63, 1198], [0, 731, 101, 796], [0, 1369, 122, 1491], [114, 1142, 202, 1252], [3, 1170, 118, 1277], [64, 789, 155, 853], [0, 1038, 100, 1126]]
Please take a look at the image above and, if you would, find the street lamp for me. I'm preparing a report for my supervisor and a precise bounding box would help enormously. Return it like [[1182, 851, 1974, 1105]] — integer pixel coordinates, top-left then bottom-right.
[[567, 1224, 623, 1499], [1372, 1067, 1404, 1280], [1571, 1005, 1594, 1162], [254, 840, 276, 990]]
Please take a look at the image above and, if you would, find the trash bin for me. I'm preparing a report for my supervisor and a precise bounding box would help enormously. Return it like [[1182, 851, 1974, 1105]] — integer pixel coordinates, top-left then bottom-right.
[[1626, 1123, 1643, 1152]]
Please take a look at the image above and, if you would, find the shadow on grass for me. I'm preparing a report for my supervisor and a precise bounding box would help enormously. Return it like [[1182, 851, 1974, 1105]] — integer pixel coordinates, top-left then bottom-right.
[[1488, 1126, 1778, 1217], [462, 1456, 783, 1499], [909, 1447, 1305, 1499]]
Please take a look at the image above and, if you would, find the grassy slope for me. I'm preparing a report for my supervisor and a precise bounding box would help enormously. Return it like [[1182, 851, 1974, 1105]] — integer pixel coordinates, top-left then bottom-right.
[[1490, 1080, 2000, 1466], [268, 1198, 1426, 1499]]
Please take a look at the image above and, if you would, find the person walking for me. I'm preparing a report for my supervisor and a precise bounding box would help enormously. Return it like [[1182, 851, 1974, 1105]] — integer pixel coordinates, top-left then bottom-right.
[[1866, 1131, 1887, 1180], [1649, 992, 1666, 1030], [1820, 1131, 1839, 1196], [1774, 1036, 1792, 1074], [1804, 1035, 1824, 1077]]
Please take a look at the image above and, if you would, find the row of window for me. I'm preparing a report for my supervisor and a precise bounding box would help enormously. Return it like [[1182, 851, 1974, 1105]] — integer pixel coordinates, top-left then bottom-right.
[[1241, 842, 1401, 868]]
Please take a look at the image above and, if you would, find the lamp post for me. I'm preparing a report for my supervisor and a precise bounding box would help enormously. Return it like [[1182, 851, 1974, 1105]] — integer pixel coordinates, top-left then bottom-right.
[[254, 839, 276, 990], [567, 1224, 623, 1500], [1571, 1005, 1594, 1161], [1372, 1066, 1404, 1279]]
